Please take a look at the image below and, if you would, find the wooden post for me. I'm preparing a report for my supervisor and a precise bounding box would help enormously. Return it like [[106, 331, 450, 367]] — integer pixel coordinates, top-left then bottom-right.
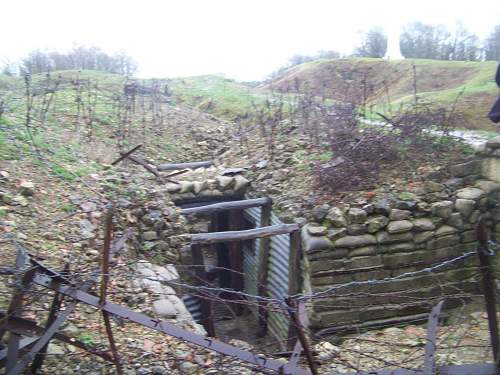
[[476, 218, 500, 368], [257, 203, 272, 337], [191, 244, 215, 337], [228, 209, 244, 315], [287, 230, 302, 350]]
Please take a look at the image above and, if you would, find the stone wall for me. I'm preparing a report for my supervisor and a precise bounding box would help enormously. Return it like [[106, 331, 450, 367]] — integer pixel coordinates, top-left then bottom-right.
[[302, 136, 500, 335]]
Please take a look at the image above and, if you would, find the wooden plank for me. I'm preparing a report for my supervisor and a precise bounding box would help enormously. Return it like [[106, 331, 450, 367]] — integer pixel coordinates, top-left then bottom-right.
[[287, 230, 301, 296], [228, 210, 244, 315], [181, 198, 272, 216], [257, 203, 272, 337], [157, 160, 214, 171], [191, 223, 299, 245], [287, 230, 302, 350]]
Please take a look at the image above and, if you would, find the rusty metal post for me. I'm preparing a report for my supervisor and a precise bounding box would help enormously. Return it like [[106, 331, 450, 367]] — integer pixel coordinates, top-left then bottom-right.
[[284, 298, 318, 375], [30, 290, 63, 373], [476, 218, 500, 370], [100, 208, 124, 375], [4, 249, 33, 373], [423, 301, 444, 375]]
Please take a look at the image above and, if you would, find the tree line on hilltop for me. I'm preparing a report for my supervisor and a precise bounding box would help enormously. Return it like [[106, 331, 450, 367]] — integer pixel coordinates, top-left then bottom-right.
[[277, 21, 500, 76], [1, 46, 137, 76]]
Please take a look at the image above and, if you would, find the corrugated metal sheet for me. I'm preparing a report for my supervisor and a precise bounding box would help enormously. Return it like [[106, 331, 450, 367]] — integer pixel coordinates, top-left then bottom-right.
[[182, 294, 202, 322], [244, 206, 290, 344]]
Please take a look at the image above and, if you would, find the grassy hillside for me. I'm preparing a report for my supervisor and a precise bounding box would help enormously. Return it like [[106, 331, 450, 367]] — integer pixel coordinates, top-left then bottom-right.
[[166, 75, 258, 120], [262, 58, 500, 130]]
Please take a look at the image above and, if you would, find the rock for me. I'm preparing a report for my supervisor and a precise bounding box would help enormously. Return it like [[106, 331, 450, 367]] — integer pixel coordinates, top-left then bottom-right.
[[427, 234, 460, 249], [326, 207, 347, 227], [302, 225, 334, 252], [222, 167, 246, 176], [394, 199, 417, 210], [79, 219, 96, 239], [363, 203, 375, 214], [414, 231, 435, 244], [444, 177, 464, 191], [376, 231, 413, 244], [151, 366, 168, 375], [178, 181, 194, 194], [450, 160, 481, 177], [431, 201, 453, 218], [349, 245, 376, 257], [483, 157, 500, 183], [256, 160, 268, 169], [347, 224, 368, 235], [142, 231, 158, 241], [475, 180, 500, 194], [374, 200, 391, 216], [312, 204, 330, 222], [424, 181, 445, 193], [334, 234, 376, 248], [387, 220, 413, 233], [80, 201, 97, 212], [327, 227, 347, 241], [455, 199, 475, 218], [315, 341, 340, 360], [216, 176, 234, 190], [153, 299, 178, 318], [192, 181, 207, 194], [347, 208, 367, 224], [12, 195, 28, 206], [446, 212, 464, 228], [47, 343, 65, 355], [307, 225, 328, 236], [366, 215, 389, 233], [436, 225, 458, 236], [19, 180, 35, 196], [469, 210, 481, 223], [389, 209, 412, 220], [179, 361, 198, 374], [486, 135, 500, 149], [412, 218, 435, 231], [165, 182, 181, 193], [456, 187, 485, 200], [233, 175, 250, 193]]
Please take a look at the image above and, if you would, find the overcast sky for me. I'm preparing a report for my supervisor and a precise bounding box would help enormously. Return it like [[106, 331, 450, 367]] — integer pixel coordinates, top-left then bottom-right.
[[1, 0, 499, 81]]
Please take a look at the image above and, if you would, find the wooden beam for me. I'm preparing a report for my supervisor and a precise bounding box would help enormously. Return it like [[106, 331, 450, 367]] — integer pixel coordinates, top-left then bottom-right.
[[257, 203, 272, 337], [228, 210, 245, 315], [157, 160, 214, 171], [181, 198, 272, 215], [287, 230, 302, 350], [191, 224, 299, 245]]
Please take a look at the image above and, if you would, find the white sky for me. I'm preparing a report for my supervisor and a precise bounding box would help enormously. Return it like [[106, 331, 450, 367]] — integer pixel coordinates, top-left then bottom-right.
[[1, 0, 499, 81]]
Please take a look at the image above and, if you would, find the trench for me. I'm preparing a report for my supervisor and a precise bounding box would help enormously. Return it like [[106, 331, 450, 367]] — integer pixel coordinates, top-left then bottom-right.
[[177, 197, 292, 350]]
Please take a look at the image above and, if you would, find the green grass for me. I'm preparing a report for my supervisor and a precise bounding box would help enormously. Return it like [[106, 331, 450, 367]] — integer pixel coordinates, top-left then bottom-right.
[[167, 75, 259, 119]]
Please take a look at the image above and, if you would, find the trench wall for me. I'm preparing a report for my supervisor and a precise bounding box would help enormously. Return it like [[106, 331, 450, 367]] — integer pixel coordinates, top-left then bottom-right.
[[302, 137, 500, 335]]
